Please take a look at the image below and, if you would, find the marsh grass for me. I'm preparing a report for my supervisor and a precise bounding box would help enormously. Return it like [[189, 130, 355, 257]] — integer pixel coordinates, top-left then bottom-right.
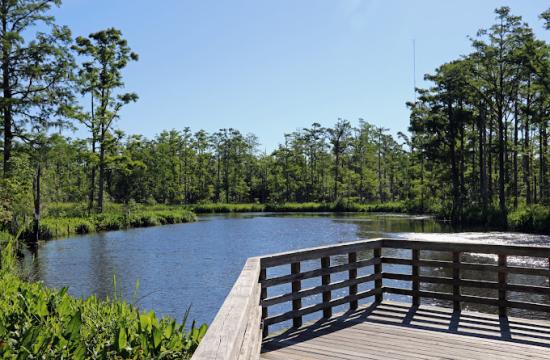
[[19, 205, 196, 241]]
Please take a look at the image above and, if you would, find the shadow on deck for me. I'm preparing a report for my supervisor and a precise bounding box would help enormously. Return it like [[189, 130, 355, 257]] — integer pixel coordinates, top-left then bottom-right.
[[262, 301, 550, 360]]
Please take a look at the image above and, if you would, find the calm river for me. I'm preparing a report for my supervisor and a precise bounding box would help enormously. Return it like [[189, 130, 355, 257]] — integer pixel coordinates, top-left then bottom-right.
[[29, 213, 550, 325]]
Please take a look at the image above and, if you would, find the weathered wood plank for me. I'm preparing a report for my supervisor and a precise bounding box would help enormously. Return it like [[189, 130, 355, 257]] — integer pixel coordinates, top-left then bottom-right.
[[261, 257, 378, 288], [374, 247, 383, 302], [291, 262, 302, 328], [348, 252, 358, 310], [264, 288, 380, 326], [498, 254, 507, 317], [321, 256, 332, 318], [260, 268, 268, 338], [453, 251, 460, 311], [261, 302, 550, 360], [383, 257, 550, 277], [259, 239, 383, 268], [412, 249, 420, 306], [380, 239, 550, 258], [262, 273, 378, 307], [193, 257, 261, 360]]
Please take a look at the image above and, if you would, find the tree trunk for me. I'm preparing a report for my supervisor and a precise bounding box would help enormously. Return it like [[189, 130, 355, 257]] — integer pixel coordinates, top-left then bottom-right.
[[97, 141, 105, 213], [523, 77, 532, 205], [377, 130, 383, 202], [513, 98, 519, 209], [497, 106, 507, 226], [2, 14, 12, 177], [448, 101, 460, 225], [88, 93, 96, 213], [479, 109, 488, 218], [32, 163, 42, 243], [539, 116, 547, 204]]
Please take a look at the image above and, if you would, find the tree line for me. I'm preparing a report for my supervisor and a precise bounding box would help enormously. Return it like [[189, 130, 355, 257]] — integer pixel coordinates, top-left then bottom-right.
[[410, 7, 550, 226], [1, 3, 549, 234]]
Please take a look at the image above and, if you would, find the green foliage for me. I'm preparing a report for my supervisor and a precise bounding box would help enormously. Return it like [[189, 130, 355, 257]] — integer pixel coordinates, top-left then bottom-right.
[[508, 205, 550, 234], [0, 273, 205, 359], [0, 235, 206, 358]]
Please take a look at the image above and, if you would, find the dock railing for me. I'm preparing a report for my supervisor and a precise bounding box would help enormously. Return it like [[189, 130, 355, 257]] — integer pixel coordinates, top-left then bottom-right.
[[192, 238, 550, 360]]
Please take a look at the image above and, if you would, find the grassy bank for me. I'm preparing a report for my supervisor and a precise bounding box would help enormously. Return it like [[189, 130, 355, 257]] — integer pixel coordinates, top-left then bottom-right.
[[0, 236, 205, 359], [189, 201, 409, 214], [19, 203, 196, 241]]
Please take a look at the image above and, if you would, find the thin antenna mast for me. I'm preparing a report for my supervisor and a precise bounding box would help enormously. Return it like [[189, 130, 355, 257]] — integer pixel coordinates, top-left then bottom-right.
[[413, 39, 417, 103]]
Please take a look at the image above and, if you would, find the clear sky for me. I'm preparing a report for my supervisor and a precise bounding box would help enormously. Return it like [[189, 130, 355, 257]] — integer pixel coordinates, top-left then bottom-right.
[[52, 0, 549, 151]]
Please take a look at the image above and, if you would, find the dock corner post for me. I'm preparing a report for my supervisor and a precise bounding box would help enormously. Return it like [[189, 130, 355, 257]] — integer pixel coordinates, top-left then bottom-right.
[[260, 268, 268, 338], [291, 262, 303, 328], [452, 251, 461, 312], [374, 247, 383, 303], [412, 249, 420, 307], [321, 256, 332, 318], [348, 252, 358, 310], [498, 254, 507, 317]]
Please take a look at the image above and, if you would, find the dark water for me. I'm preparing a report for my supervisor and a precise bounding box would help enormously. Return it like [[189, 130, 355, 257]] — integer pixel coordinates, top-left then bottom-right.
[[29, 213, 550, 325]]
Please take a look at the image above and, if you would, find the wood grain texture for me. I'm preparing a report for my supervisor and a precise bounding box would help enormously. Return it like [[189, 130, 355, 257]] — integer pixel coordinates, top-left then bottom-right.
[[261, 301, 550, 360], [192, 257, 262, 360]]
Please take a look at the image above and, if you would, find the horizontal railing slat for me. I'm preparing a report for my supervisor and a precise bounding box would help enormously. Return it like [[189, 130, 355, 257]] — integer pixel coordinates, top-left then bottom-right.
[[262, 273, 380, 307], [261, 257, 379, 288], [383, 287, 501, 306], [259, 239, 383, 268], [382, 257, 550, 276], [264, 288, 381, 326], [380, 239, 550, 257]]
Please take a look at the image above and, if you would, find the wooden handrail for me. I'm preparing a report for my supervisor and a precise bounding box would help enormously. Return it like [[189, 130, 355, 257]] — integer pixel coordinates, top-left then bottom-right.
[[192, 257, 262, 360], [192, 238, 550, 359]]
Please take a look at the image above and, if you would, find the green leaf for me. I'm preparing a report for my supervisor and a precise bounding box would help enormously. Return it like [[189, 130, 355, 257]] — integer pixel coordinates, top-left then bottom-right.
[[163, 320, 174, 339], [72, 344, 86, 360], [117, 327, 127, 352], [152, 327, 162, 350], [66, 309, 82, 341]]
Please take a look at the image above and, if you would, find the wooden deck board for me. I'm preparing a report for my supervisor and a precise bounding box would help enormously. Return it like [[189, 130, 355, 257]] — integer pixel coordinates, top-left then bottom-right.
[[261, 301, 550, 360]]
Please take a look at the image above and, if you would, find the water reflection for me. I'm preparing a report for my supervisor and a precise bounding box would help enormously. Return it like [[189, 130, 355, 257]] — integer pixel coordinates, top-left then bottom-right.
[[30, 213, 550, 325]]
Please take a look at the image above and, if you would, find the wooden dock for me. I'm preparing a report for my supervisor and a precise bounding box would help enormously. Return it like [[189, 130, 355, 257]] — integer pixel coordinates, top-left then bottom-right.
[[192, 238, 550, 360], [261, 301, 550, 360]]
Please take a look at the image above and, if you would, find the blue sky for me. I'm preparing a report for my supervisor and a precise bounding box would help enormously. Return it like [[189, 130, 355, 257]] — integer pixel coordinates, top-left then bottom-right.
[[53, 1, 549, 151]]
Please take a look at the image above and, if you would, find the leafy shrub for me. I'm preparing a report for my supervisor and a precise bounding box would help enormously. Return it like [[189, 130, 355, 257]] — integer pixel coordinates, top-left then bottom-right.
[[509, 205, 550, 234]]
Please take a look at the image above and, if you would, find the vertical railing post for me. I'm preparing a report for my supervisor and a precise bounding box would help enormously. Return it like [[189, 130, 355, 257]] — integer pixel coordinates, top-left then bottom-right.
[[321, 256, 332, 318], [260, 268, 268, 338], [412, 249, 420, 306], [374, 247, 383, 303], [498, 254, 507, 317], [452, 251, 461, 312], [348, 252, 358, 310], [291, 262, 302, 328]]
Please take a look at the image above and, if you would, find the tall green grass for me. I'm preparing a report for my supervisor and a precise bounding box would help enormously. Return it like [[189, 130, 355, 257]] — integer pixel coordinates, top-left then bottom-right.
[[189, 201, 409, 214], [19, 209, 196, 241]]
